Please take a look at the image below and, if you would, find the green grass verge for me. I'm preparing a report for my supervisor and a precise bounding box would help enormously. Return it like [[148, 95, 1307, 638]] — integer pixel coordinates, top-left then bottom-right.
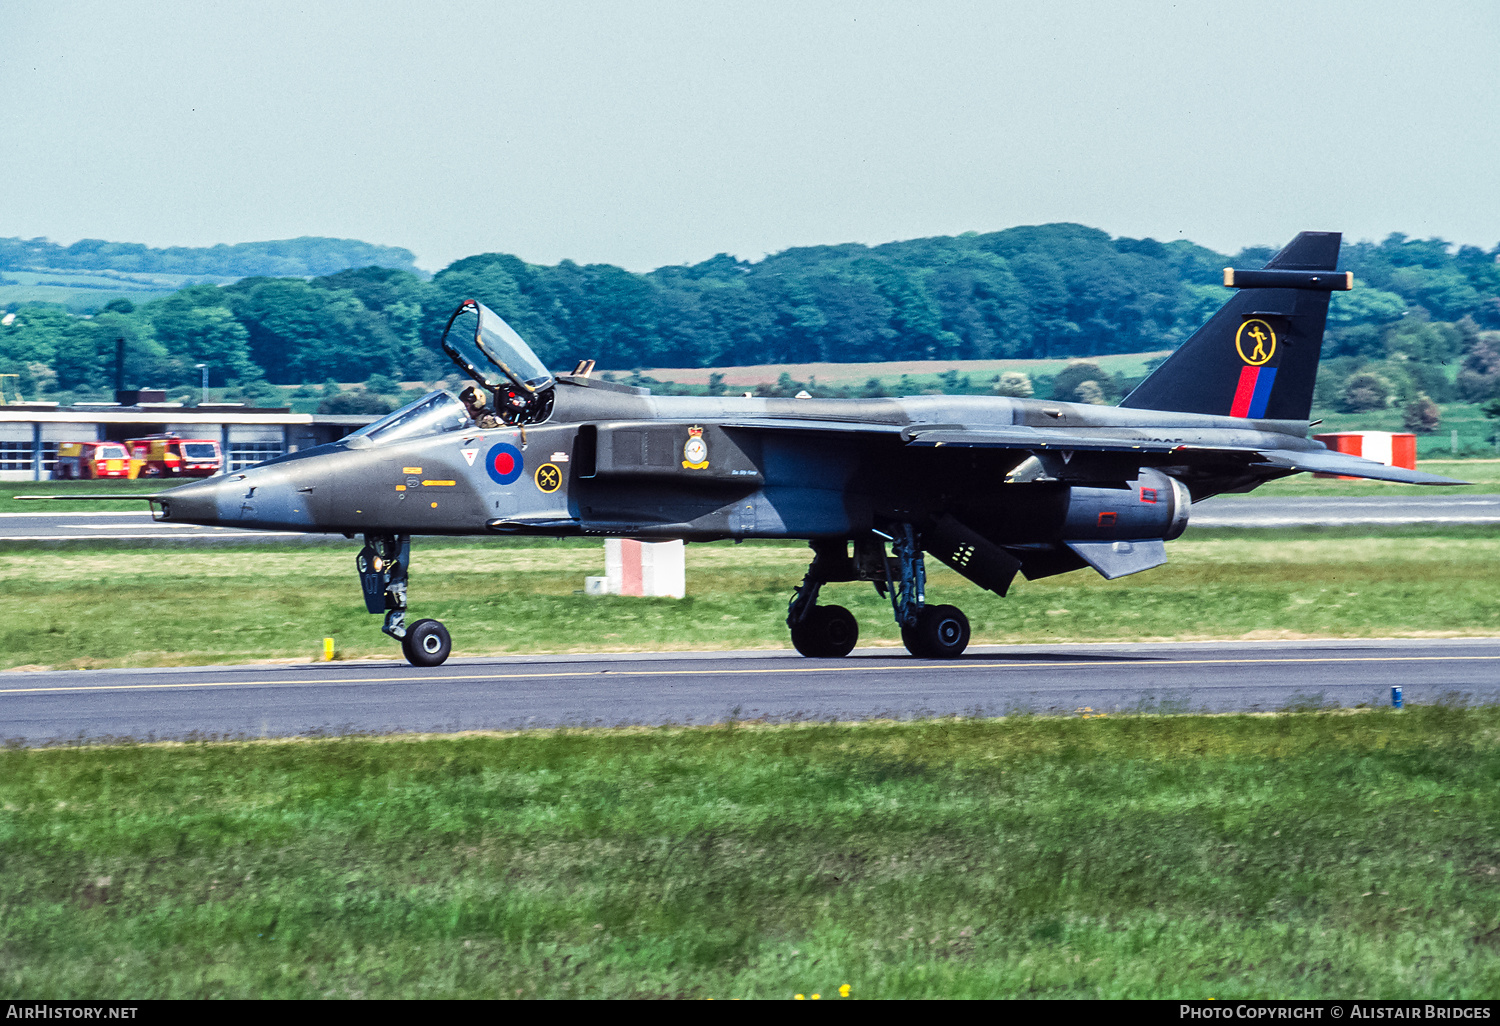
[[1308, 405, 1499, 460], [2, 710, 1498, 998], [1, 528, 1498, 669]]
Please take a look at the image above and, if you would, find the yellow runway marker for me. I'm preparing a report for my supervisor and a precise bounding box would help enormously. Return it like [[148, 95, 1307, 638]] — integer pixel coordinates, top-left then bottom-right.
[[1, 653, 1498, 696]]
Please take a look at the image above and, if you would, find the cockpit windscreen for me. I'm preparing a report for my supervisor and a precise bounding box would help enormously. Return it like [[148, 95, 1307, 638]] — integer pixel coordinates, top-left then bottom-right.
[[346, 390, 470, 446]]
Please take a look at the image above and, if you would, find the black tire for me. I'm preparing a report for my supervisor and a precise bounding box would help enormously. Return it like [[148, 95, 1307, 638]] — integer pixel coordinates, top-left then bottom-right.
[[900, 621, 930, 658], [903, 604, 970, 659], [790, 604, 860, 658], [402, 619, 452, 667], [816, 605, 859, 658]]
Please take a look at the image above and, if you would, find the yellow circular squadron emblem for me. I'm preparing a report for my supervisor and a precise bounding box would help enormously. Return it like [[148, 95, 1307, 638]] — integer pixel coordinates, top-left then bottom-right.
[[534, 463, 562, 493], [1235, 319, 1277, 366]]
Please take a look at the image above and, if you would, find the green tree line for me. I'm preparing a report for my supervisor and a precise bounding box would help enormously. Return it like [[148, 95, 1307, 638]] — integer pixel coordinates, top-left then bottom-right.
[[2, 225, 1498, 413], [0, 235, 419, 279]]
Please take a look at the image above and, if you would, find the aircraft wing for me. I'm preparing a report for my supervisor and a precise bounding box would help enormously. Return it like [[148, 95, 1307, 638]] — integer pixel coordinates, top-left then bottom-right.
[[723, 420, 1468, 485], [901, 427, 1179, 453], [721, 418, 907, 435], [1246, 449, 1468, 485], [901, 428, 1469, 485], [727, 420, 1181, 452]]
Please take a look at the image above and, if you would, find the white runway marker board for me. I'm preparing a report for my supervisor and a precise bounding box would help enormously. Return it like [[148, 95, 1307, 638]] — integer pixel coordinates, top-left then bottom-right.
[[603, 538, 686, 598]]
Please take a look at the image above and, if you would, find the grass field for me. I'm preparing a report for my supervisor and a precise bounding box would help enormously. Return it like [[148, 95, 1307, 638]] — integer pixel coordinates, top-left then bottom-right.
[[2, 527, 1498, 670], [0, 269, 232, 312], [2, 709, 1497, 998], [1309, 409, 1500, 460]]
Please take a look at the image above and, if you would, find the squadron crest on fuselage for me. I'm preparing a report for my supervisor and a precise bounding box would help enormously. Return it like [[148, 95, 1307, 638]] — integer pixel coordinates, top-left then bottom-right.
[[682, 425, 709, 470]]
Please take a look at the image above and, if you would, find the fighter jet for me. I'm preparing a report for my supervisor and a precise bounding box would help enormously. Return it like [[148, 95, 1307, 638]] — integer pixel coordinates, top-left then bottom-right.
[[47, 231, 1466, 666]]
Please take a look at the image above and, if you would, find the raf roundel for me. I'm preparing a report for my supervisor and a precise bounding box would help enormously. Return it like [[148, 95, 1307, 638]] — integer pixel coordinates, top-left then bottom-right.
[[485, 441, 524, 485]]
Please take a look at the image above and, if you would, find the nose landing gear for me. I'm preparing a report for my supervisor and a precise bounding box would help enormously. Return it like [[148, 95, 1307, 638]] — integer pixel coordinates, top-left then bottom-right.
[[357, 533, 452, 667]]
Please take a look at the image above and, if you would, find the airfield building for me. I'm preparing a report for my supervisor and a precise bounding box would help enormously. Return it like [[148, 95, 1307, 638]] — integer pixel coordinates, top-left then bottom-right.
[[0, 401, 377, 481]]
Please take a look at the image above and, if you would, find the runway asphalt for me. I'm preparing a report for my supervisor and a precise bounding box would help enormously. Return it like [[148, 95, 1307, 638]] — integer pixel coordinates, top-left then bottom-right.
[[3, 637, 1497, 745], [1189, 494, 1500, 528], [0, 509, 313, 542], [3, 494, 1500, 541]]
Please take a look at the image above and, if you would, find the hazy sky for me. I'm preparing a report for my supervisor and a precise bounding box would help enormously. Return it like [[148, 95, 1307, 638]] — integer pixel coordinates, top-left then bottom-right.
[[2, 1, 1498, 272]]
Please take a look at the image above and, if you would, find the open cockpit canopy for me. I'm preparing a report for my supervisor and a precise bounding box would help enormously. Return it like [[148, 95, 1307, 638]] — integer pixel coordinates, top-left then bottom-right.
[[438, 300, 555, 425], [441, 300, 553, 393]]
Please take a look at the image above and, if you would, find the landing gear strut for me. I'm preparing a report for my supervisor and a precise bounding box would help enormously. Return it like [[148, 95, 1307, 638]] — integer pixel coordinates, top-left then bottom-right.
[[356, 533, 452, 666], [785, 528, 970, 659], [878, 524, 969, 659]]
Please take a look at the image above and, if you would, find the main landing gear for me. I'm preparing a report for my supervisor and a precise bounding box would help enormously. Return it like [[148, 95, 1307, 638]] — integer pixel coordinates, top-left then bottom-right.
[[785, 527, 970, 660], [356, 533, 452, 667]]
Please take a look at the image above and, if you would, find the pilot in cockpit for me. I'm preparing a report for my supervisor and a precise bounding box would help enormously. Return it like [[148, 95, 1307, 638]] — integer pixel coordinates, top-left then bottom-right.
[[444, 300, 555, 427], [460, 385, 503, 429]]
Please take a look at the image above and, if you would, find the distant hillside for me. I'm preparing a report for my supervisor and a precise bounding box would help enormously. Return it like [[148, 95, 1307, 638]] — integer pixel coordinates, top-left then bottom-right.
[[3, 223, 1498, 431], [0, 235, 420, 279]]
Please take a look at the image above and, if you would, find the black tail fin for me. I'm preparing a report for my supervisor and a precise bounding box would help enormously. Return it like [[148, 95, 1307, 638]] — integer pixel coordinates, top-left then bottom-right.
[[1119, 231, 1346, 420]]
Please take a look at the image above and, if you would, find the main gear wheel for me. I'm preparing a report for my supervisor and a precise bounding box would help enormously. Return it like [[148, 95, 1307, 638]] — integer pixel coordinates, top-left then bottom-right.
[[901, 604, 969, 659], [789, 604, 859, 658]]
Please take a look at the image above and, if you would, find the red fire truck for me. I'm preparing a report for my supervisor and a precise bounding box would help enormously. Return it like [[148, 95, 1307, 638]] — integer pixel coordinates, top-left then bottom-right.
[[52, 441, 133, 479], [126, 435, 223, 478]]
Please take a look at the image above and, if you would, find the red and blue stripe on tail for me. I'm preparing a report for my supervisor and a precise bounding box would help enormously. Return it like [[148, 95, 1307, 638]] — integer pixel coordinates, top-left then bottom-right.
[[1229, 366, 1277, 418]]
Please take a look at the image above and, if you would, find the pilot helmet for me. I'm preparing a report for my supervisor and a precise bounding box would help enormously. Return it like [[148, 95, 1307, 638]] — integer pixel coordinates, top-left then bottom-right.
[[460, 384, 487, 408]]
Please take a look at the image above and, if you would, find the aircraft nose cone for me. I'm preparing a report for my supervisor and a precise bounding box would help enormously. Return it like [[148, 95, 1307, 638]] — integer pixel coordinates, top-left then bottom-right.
[[157, 465, 319, 532], [156, 476, 233, 525]]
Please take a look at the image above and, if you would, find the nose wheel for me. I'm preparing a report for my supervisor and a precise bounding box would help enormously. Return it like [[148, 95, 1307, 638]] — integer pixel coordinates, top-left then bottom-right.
[[402, 619, 452, 667]]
